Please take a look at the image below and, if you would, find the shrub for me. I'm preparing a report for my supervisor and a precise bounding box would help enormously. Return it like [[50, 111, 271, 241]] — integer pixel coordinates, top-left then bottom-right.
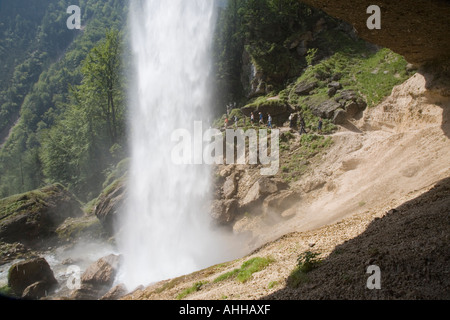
[[287, 251, 322, 288]]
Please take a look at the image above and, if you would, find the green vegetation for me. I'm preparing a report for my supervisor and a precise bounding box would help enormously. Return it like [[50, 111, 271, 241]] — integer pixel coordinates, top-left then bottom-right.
[[213, 0, 327, 113], [213, 256, 275, 284], [288, 251, 322, 288], [176, 281, 209, 300], [0, 184, 67, 220], [290, 48, 411, 109], [55, 215, 105, 242], [0, 0, 129, 202], [0, 285, 13, 297]]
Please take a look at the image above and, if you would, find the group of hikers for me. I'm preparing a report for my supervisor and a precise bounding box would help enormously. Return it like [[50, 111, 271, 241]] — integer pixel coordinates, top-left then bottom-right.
[[224, 105, 323, 135]]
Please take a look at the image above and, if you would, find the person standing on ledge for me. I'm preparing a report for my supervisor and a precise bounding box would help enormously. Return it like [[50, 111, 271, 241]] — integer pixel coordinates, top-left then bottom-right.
[[267, 113, 273, 129], [299, 114, 308, 135], [318, 118, 323, 134]]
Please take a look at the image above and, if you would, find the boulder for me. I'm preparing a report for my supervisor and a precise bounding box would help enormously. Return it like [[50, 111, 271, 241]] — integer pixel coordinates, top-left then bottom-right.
[[81, 254, 121, 287], [333, 109, 348, 125], [8, 257, 58, 297], [94, 179, 127, 235], [241, 99, 290, 118], [328, 87, 337, 97], [328, 81, 342, 90], [211, 199, 239, 225], [294, 81, 319, 96], [71, 254, 122, 300], [222, 173, 238, 199], [263, 190, 301, 214], [311, 99, 342, 119], [345, 100, 367, 118], [100, 284, 128, 300], [241, 178, 288, 208], [0, 184, 83, 247], [22, 281, 51, 300], [336, 90, 358, 103], [257, 100, 289, 117]]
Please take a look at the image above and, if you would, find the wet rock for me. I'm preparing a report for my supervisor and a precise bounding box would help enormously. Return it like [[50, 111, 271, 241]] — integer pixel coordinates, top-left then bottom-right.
[[211, 199, 239, 225], [8, 257, 58, 297], [81, 254, 121, 287], [100, 283, 128, 300], [70, 254, 122, 300], [94, 179, 127, 235], [0, 242, 31, 265], [22, 281, 51, 300]]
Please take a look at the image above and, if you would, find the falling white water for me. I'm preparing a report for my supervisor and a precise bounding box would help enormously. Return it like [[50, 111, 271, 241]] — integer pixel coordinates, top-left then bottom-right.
[[117, 0, 242, 290]]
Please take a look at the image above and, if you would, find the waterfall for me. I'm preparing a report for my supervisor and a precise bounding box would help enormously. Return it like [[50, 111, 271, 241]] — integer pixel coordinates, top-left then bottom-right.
[[117, 0, 238, 290]]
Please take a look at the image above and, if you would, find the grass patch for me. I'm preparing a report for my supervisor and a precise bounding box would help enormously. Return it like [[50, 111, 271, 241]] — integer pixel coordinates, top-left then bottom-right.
[[176, 281, 208, 300], [213, 269, 240, 283], [214, 256, 275, 284], [268, 281, 279, 289], [291, 47, 412, 110]]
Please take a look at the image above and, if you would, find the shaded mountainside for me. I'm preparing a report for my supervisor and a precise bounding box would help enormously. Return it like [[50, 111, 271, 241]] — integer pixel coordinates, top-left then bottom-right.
[[299, 0, 450, 70], [265, 177, 450, 300]]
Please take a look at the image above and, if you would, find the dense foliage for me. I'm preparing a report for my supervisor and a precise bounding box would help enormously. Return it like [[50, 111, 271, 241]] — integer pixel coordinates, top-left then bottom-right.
[[0, 0, 128, 201], [212, 0, 327, 112]]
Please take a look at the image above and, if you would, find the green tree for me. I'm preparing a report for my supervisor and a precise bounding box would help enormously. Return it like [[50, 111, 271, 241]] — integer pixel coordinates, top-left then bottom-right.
[[40, 29, 126, 200], [79, 29, 125, 145]]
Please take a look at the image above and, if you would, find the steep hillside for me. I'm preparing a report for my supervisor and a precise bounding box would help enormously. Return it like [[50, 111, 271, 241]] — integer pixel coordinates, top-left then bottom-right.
[[123, 71, 450, 300], [0, 0, 128, 200]]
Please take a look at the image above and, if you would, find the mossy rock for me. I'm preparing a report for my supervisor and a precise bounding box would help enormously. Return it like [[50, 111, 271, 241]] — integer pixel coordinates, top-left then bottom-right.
[[55, 215, 106, 243], [241, 98, 291, 117], [0, 184, 83, 247]]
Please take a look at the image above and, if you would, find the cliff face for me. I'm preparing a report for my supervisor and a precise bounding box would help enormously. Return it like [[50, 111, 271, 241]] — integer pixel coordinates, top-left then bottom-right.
[[299, 0, 450, 70]]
